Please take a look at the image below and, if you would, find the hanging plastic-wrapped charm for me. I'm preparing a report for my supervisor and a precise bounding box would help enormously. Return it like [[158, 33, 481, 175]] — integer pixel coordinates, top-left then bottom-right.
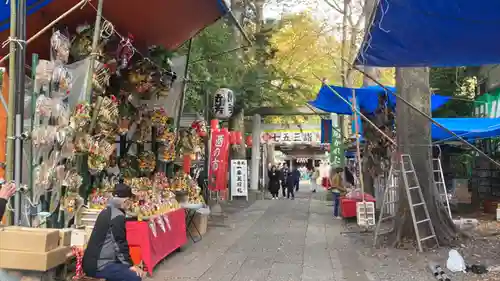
[[116, 33, 135, 74], [50, 30, 71, 63], [52, 64, 73, 98]]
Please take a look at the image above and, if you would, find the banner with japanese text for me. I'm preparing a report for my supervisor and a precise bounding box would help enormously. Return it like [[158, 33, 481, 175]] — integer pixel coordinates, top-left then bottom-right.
[[208, 128, 230, 191]]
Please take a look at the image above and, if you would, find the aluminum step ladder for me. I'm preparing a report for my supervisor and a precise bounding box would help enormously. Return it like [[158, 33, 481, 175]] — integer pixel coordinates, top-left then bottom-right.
[[373, 160, 399, 247], [401, 154, 439, 252], [432, 158, 452, 219]]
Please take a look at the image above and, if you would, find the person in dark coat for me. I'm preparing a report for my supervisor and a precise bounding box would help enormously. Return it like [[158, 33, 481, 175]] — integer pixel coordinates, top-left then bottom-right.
[[280, 164, 290, 198], [286, 170, 296, 200], [268, 165, 281, 199], [292, 167, 301, 192]]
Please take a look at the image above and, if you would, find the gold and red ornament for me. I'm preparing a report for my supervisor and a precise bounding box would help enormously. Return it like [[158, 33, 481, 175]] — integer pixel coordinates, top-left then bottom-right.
[[70, 102, 92, 132], [191, 119, 207, 137], [151, 107, 168, 127], [138, 151, 156, 174]]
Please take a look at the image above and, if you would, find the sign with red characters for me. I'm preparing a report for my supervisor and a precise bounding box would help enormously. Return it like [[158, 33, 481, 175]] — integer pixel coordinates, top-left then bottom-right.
[[208, 128, 230, 191]]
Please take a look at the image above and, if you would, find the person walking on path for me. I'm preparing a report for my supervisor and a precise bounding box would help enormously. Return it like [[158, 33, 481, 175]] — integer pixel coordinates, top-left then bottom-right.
[[310, 167, 320, 193], [292, 167, 301, 192], [286, 169, 296, 200], [329, 167, 347, 219], [268, 165, 281, 200], [280, 164, 289, 198]]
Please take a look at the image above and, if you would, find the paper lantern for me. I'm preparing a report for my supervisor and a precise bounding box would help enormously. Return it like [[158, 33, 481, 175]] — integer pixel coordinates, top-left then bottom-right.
[[212, 88, 235, 119], [229, 131, 236, 145], [246, 135, 252, 147]]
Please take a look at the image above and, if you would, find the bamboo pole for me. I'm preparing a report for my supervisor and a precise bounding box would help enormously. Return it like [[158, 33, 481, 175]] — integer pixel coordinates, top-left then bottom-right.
[[84, 0, 105, 101], [6, 0, 18, 225], [351, 89, 365, 195]]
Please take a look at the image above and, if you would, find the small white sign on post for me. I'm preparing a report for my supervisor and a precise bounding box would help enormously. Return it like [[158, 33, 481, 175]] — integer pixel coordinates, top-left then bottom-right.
[[230, 160, 248, 200]]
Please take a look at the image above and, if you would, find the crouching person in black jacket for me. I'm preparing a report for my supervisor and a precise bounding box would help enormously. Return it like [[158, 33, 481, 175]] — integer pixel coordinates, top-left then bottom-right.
[[83, 183, 144, 281]]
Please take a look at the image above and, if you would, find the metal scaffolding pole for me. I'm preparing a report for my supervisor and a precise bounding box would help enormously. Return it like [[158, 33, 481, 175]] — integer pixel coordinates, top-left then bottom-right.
[[14, 0, 27, 226], [6, 0, 18, 225]]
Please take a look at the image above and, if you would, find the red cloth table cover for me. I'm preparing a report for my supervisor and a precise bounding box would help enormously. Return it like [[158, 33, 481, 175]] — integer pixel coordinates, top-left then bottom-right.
[[126, 209, 187, 275], [340, 194, 376, 218]]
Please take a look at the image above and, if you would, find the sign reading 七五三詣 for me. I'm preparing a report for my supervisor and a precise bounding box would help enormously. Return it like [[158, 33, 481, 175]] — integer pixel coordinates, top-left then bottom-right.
[[212, 88, 235, 119], [330, 114, 342, 167], [260, 130, 320, 144]]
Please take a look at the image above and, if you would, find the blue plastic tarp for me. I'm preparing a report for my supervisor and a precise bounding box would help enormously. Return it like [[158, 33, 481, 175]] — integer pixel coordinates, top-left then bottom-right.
[[432, 118, 500, 141], [0, 0, 53, 32], [354, 0, 500, 67], [308, 85, 450, 115]]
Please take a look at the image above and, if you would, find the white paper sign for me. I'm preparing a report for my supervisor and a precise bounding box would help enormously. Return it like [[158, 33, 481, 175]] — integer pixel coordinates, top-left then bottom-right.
[[231, 160, 248, 198]]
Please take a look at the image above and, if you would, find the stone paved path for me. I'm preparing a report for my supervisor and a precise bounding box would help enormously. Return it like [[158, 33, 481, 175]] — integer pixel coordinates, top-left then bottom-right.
[[148, 188, 380, 281]]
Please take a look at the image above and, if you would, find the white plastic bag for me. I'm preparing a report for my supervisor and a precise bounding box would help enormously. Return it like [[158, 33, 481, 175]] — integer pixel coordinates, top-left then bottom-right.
[[446, 249, 466, 272]]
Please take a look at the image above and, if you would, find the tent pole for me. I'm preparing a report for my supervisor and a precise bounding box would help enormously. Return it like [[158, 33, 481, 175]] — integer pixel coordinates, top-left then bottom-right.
[[351, 89, 365, 195], [344, 61, 500, 169], [0, 0, 90, 66], [84, 0, 105, 101], [6, 0, 18, 225]]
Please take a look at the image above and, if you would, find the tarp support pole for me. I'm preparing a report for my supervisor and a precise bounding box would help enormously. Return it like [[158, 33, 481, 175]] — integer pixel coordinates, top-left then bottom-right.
[[6, 0, 18, 225], [0, 0, 90, 67], [175, 38, 193, 132], [346, 61, 500, 169], [84, 0, 104, 101]]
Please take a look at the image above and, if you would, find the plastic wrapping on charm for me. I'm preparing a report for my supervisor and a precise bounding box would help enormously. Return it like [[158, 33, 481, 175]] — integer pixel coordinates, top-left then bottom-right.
[[50, 30, 71, 64]]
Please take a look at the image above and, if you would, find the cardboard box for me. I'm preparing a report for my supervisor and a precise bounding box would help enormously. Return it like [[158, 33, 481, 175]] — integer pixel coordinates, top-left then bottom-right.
[[0, 246, 70, 271], [59, 229, 72, 247], [0, 226, 59, 253], [188, 212, 208, 237]]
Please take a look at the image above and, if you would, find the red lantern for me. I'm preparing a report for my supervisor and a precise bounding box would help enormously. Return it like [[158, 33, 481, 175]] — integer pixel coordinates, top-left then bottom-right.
[[210, 119, 219, 131], [246, 135, 252, 147], [234, 131, 242, 145], [183, 154, 191, 174], [229, 131, 236, 144]]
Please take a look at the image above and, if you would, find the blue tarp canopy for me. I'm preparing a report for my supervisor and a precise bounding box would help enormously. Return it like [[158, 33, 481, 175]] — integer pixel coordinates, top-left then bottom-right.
[[354, 0, 500, 67], [352, 118, 500, 142], [309, 85, 450, 115], [432, 118, 500, 141]]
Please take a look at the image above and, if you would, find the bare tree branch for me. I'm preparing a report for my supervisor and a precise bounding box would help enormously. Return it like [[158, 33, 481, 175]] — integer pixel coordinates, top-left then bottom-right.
[[324, 0, 344, 14]]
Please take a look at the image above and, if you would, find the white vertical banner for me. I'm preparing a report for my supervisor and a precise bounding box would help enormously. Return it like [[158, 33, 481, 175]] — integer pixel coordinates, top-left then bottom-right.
[[230, 160, 248, 200]]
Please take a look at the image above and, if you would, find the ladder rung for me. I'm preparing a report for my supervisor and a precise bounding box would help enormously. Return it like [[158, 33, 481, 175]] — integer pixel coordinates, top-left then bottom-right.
[[380, 215, 395, 222], [412, 202, 424, 207], [385, 201, 397, 205], [432, 170, 441, 172], [409, 186, 419, 190], [419, 235, 436, 242], [404, 170, 415, 174], [435, 181, 444, 184], [416, 218, 430, 224]]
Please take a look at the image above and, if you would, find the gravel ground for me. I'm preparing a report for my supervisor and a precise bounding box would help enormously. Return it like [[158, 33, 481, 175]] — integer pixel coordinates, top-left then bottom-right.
[[339, 216, 500, 281]]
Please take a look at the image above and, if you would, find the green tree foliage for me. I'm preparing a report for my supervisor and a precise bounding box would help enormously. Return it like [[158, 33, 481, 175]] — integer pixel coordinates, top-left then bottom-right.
[[430, 67, 477, 117]]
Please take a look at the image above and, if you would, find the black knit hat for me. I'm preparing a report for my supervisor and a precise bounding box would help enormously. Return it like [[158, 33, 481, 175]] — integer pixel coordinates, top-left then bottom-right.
[[113, 183, 134, 198]]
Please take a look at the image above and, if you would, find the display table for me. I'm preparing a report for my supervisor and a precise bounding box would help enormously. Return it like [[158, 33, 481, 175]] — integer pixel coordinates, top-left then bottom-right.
[[126, 209, 187, 275], [341, 194, 376, 218]]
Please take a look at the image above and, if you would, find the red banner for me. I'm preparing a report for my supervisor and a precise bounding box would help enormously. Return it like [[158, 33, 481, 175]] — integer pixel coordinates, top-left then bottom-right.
[[208, 128, 230, 191]]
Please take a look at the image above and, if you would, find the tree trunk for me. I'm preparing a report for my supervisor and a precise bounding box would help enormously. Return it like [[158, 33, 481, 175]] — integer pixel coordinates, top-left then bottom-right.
[[393, 67, 458, 247], [359, 0, 379, 196], [229, 108, 246, 159]]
